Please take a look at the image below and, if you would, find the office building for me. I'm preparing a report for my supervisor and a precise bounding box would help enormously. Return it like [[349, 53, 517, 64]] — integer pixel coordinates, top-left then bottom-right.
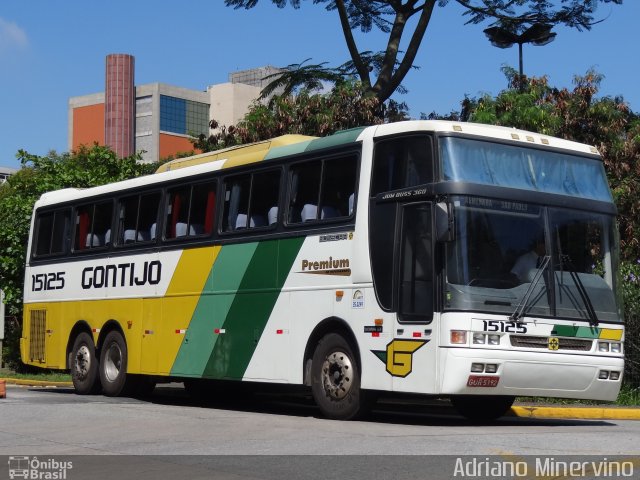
[[68, 55, 280, 163], [0, 166, 17, 183]]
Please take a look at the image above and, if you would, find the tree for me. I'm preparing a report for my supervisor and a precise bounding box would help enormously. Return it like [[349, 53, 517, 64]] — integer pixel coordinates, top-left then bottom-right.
[[225, 0, 622, 103], [192, 80, 409, 152], [258, 59, 346, 99], [0, 144, 156, 370]]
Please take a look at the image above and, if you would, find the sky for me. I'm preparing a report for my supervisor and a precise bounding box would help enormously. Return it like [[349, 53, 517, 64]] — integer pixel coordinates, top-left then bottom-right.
[[0, 0, 638, 169]]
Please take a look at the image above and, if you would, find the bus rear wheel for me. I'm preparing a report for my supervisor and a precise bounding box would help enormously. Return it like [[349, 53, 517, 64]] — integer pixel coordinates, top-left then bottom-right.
[[99, 330, 134, 397], [70, 332, 100, 394], [311, 333, 366, 420], [451, 395, 515, 421]]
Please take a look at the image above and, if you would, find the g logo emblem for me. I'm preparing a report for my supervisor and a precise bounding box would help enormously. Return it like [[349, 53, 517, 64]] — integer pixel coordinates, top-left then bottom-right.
[[372, 340, 427, 377]]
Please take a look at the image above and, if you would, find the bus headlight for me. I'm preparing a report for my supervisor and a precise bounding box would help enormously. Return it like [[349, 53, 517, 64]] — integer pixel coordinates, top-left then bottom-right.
[[487, 334, 500, 345], [472, 333, 485, 344], [609, 371, 621, 381], [598, 341, 623, 353], [451, 330, 467, 344]]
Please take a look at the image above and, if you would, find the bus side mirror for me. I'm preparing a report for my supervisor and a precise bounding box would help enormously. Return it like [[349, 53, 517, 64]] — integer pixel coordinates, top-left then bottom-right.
[[436, 202, 454, 242]]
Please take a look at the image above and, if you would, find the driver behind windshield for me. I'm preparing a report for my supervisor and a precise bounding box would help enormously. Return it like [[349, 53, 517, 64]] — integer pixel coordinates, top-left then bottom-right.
[[511, 236, 546, 282]]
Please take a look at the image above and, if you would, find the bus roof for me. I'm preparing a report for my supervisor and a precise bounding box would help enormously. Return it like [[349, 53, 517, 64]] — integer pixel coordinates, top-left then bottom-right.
[[369, 120, 600, 156], [155, 128, 370, 173], [158, 122, 599, 174], [34, 121, 599, 209]]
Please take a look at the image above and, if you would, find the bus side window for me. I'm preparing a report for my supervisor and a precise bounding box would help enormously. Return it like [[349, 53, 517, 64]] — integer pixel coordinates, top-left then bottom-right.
[[223, 175, 251, 231], [118, 192, 160, 245], [74, 201, 113, 250], [165, 185, 189, 239], [321, 156, 358, 219], [288, 161, 321, 223], [288, 155, 357, 224], [223, 171, 279, 232], [166, 182, 216, 239], [372, 135, 433, 195], [34, 209, 70, 257], [251, 170, 280, 227]]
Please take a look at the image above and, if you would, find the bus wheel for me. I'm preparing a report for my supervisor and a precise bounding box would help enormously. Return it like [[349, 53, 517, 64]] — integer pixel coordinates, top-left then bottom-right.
[[99, 330, 133, 397], [311, 333, 365, 420], [451, 395, 516, 421], [70, 332, 100, 394]]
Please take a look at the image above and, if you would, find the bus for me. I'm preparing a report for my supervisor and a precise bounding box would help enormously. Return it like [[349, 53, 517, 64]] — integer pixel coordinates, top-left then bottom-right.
[[20, 120, 624, 420]]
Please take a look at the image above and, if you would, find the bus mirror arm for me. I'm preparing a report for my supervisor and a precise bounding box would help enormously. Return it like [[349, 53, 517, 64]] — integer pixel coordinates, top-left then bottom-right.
[[435, 202, 454, 243]]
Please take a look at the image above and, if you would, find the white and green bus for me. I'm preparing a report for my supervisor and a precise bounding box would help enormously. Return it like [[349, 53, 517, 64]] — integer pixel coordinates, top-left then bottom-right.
[[21, 120, 624, 420]]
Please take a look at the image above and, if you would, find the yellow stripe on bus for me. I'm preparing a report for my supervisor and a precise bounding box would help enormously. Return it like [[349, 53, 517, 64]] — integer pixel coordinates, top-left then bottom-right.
[[598, 328, 623, 341], [155, 246, 221, 374]]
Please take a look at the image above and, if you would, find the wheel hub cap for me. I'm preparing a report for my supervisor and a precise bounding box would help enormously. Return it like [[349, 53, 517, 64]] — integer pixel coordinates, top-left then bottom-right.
[[74, 346, 91, 379], [321, 351, 353, 400], [104, 343, 122, 382]]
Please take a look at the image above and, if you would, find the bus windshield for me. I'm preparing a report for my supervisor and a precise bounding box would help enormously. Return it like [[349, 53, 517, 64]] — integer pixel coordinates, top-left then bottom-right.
[[445, 196, 621, 323], [440, 137, 613, 202]]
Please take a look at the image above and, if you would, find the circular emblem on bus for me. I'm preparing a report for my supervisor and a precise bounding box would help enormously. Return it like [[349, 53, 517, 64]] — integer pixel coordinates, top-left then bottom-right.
[[548, 337, 560, 351]]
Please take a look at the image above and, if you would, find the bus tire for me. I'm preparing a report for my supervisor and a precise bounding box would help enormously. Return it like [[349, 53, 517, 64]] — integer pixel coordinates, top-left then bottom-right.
[[70, 332, 100, 394], [99, 330, 133, 397], [311, 333, 366, 420], [451, 395, 515, 421]]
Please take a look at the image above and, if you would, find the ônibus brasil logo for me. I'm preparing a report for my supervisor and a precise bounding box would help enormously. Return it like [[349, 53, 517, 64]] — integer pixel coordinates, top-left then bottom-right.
[[8, 456, 73, 479]]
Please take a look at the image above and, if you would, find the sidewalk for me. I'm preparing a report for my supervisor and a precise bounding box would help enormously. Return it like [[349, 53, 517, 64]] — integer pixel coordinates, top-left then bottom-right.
[[2, 375, 639, 420]]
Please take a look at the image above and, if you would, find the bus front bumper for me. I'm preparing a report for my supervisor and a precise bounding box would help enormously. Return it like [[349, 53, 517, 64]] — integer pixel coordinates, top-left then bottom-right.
[[439, 347, 624, 401]]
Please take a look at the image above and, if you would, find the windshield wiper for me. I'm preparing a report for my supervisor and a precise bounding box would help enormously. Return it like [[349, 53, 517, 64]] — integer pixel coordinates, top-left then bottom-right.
[[558, 255, 599, 327], [510, 255, 550, 322]]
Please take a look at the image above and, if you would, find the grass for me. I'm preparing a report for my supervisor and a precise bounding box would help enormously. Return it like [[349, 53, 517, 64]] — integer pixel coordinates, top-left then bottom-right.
[[615, 384, 640, 406], [0, 368, 71, 383]]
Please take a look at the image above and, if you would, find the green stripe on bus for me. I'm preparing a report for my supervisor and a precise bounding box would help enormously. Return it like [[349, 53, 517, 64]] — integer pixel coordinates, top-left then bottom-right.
[[171, 237, 305, 378], [170, 242, 258, 376], [264, 141, 314, 160], [303, 127, 365, 153], [203, 237, 304, 379], [551, 325, 600, 339]]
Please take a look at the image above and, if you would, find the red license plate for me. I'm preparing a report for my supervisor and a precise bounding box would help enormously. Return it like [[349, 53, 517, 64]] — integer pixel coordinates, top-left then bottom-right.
[[467, 375, 499, 387]]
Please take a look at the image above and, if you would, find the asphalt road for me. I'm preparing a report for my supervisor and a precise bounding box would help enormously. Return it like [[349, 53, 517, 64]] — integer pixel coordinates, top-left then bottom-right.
[[1, 384, 639, 479]]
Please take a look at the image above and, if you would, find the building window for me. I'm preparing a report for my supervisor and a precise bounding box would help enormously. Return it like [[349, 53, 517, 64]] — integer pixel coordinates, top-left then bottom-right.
[[160, 95, 209, 136]]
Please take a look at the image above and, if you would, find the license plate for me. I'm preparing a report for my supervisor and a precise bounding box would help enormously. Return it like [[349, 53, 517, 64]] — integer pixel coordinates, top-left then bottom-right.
[[467, 375, 499, 387]]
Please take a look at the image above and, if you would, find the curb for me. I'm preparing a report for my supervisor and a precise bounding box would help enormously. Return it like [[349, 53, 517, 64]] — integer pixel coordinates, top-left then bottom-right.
[[511, 405, 640, 420], [0, 377, 73, 388]]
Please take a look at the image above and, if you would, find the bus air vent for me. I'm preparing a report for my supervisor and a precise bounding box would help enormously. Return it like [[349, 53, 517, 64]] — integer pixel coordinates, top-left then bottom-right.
[[510, 335, 592, 351], [29, 309, 47, 363]]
